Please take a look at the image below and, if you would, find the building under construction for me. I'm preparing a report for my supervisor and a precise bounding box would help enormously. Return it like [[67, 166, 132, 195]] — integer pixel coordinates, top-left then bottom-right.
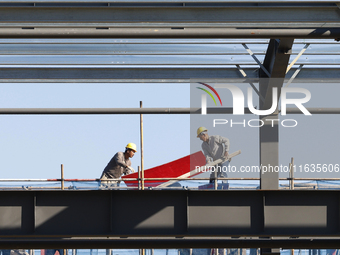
[[0, 1, 340, 255]]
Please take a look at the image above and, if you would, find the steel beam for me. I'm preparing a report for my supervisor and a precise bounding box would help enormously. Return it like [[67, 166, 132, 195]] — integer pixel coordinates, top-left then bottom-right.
[[0, 3, 339, 38], [0, 28, 340, 39], [0, 41, 338, 55], [0, 4, 339, 25], [0, 107, 337, 115], [0, 107, 248, 114], [0, 67, 340, 82], [2, 55, 340, 65], [0, 67, 254, 82], [0, 190, 339, 239], [259, 39, 294, 190]]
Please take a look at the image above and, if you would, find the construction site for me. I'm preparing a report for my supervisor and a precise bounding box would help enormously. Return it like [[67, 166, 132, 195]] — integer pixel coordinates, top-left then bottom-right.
[[0, 1, 340, 255]]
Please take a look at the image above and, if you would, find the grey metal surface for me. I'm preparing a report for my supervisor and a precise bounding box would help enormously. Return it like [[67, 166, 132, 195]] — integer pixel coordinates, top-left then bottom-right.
[[0, 190, 339, 238], [1, 28, 340, 39], [259, 39, 294, 190], [0, 39, 338, 82], [0, 3, 339, 38], [0, 39, 336, 83], [1, 67, 340, 82], [1, 0, 340, 3], [0, 2, 338, 26], [1, 55, 340, 65], [0, 42, 339, 55], [2, 52, 340, 65], [0, 66, 256, 82], [259, 114, 280, 190], [1, 0, 339, 3], [0, 39, 336, 44]]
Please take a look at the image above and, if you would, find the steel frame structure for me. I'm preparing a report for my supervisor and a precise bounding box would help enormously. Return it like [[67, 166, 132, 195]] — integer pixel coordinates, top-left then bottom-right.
[[0, 39, 340, 82], [1, 0, 340, 251]]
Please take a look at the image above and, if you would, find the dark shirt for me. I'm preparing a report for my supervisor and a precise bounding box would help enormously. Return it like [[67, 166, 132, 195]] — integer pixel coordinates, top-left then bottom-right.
[[100, 151, 131, 179]]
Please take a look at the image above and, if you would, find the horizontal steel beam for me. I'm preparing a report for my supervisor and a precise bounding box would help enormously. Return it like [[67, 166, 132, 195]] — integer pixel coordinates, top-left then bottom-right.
[[0, 1, 338, 5], [0, 39, 336, 44], [0, 107, 195, 114], [0, 67, 340, 82], [1, 43, 340, 55], [1, 0, 340, 3], [0, 67, 255, 82], [0, 190, 340, 239], [1, 55, 340, 65], [0, 4, 340, 38], [0, 28, 340, 39], [0, 108, 337, 114]]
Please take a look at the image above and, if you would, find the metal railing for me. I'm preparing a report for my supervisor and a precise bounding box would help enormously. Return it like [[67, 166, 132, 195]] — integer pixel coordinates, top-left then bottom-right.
[[0, 176, 340, 191]]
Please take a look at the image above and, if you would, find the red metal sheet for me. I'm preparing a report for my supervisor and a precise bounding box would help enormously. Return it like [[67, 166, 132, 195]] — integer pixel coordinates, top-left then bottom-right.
[[122, 151, 206, 188]]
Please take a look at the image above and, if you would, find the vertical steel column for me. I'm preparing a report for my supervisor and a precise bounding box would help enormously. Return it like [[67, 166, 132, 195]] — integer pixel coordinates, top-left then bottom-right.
[[259, 39, 294, 190], [61, 164, 64, 190], [289, 158, 295, 190], [140, 101, 145, 190], [259, 112, 279, 190]]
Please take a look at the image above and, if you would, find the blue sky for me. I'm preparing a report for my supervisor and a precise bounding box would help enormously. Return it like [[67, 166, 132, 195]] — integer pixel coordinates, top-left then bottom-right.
[[1, 81, 339, 181], [0, 83, 190, 179]]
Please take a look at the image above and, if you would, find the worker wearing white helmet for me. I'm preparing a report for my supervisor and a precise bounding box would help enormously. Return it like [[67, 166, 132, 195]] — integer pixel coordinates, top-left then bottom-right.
[[100, 143, 137, 188], [197, 127, 230, 184]]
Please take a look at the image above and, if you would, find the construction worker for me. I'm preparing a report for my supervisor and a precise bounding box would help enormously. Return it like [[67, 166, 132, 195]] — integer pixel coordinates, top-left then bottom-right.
[[197, 127, 230, 185], [100, 143, 137, 188]]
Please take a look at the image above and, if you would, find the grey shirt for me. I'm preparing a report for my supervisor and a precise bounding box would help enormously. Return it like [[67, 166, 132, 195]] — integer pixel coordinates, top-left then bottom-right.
[[100, 151, 131, 179], [201, 135, 230, 163]]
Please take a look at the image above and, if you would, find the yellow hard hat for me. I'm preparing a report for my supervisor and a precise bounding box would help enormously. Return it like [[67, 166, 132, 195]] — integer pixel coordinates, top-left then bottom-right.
[[126, 143, 137, 152], [197, 127, 208, 137]]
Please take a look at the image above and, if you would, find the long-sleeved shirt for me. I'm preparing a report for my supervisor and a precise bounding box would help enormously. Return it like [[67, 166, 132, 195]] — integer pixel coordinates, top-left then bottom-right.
[[201, 135, 230, 163], [100, 151, 131, 179]]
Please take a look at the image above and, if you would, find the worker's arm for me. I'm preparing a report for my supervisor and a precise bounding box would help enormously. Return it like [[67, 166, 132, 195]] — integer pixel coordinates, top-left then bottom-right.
[[216, 135, 230, 158], [126, 166, 135, 173], [114, 152, 132, 174], [201, 144, 213, 163]]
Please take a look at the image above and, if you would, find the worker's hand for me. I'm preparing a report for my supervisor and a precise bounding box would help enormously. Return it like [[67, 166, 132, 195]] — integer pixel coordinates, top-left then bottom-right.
[[206, 157, 213, 164], [128, 166, 135, 173], [222, 151, 229, 161]]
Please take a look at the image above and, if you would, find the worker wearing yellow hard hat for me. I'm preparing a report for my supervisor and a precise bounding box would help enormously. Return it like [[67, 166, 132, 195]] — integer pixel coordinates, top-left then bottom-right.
[[197, 126, 208, 137], [100, 142, 137, 188], [125, 142, 137, 152], [197, 126, 230, 185]]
